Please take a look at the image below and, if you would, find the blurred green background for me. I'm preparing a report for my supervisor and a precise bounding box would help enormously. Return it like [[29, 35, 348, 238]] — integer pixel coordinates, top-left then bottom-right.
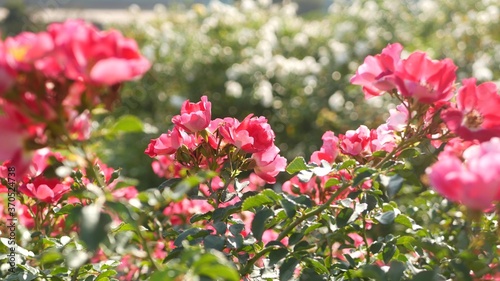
[[2, 0, 500, 189]]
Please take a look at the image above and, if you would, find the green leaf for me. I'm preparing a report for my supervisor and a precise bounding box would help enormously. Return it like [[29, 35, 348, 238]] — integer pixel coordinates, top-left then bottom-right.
[[336, 208, 354, 228], [375, 211, 396, 225], [110, 115, 144, 134], [286, 157, 309, 174], [229, 224, 245, 236], [305, 258, 329, 275], [280, 257, 299, 281], [192, 251, 240, 281], [398, 148, 420, 159], [351, 265, 385, 281], [352, 168, 376, 187], [96, 270, 118, 281], [203, 235, 226, 251], [288, 232, 304, 245], [269, 248, 288, 266], [394, 214, 413, 229], [411, 270, 443, 281], [339, 159, 356, 170], [383, 243, 397, 264], [280, 198, 297, 218], [251, 208, 274, 241], [40, 250, 63, 266], [383, 175, 404, 199], [242, 189, 282, 211], [324, 178, 340, 188], [80, 205, 112, 252]]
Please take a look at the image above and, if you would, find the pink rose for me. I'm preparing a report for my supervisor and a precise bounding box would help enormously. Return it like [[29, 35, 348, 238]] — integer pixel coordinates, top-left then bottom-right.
[[395, 51, 457, 103], [220, 114, 275, 153], [4, 31, 54, 71], [145, 127, 191, 157], [172, 95, 212, 133], [427, 138, 500, 210], [441, 78, 500, 142], [0, 115, 32, 179], [350, 43, 403, 98], [44, 20, 150, 84], [310, 131, 339, 165], [339, 125, 372, 156], [252, 145, 287, 184], [387, 103, 409, 132], [19, 177, 71, 204]]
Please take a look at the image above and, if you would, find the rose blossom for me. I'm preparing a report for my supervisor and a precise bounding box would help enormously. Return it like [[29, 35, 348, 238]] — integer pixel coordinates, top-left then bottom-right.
[[441, 78, 500, 142], [19, 177, 71, 204], [426, 137, 500, 210], [252, 145, 287, 184], [172, 95, 212, 133], [145, 127, 192, 157], [350, 43, 403, 98], [395, 51, 457, 103], [220, 114, 275, 153], [339, 125, 372, 156], [310, 131, 339, 165]]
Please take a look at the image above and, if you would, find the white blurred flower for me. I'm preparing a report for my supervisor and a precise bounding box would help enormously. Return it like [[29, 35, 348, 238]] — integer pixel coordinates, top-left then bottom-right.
[[225, 81, 243, 98]]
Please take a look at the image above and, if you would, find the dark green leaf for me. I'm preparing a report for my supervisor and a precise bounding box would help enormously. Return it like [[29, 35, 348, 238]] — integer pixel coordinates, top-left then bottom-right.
[[336, 208, 354, 228], [280, 257, 299, 281], [289, 232, 304, 245], [229, 224, 245, 236], [385, 175, 404, 199], [269, 248, 288, 266], [383, 243, 397, 264], [280, 198, 297, 218], [305, 258, 329, 274], [251, 208, 274, 241], [352, 169, 376, 187], [203, 235, 225, 251]]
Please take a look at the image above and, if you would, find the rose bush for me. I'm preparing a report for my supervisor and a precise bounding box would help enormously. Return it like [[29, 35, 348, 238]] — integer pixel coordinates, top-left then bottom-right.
[[2, 17, 500, 281]]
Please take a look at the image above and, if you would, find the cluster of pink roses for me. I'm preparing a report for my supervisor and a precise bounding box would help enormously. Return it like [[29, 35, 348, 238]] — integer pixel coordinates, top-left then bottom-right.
[[351, 43, 500, 210], [0, 20, 150, 179], [145, 96, 287, 184]]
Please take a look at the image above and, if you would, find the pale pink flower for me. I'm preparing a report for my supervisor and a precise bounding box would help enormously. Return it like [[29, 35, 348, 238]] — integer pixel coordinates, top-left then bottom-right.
[[172, 96, 212, 133], [67, 109, 92, 141], [387, 103, 409, 132], [395, 51, 457, 103], [252, 145, 287, 184], [370, 124, 396, 153], [350, 43, 403, 98], [427, 137, 500, 210], [441, 78, 500, 142]]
